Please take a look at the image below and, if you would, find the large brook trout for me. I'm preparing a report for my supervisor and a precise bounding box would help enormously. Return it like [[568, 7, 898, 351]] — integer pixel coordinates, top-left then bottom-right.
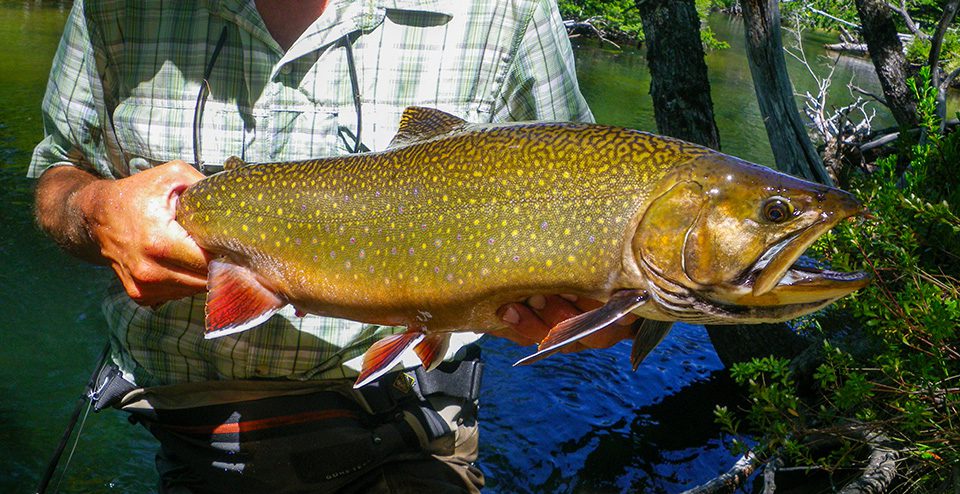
[[177, 107, 869, 387]]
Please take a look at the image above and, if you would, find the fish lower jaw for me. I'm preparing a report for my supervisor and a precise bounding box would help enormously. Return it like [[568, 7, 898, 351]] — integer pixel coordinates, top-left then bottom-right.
[[740, 265, 869, 304]]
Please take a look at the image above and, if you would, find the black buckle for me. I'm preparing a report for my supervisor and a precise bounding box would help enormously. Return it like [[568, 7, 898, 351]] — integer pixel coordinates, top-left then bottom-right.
[[88, 364, 137, 412], [413, 358, 483, 402]]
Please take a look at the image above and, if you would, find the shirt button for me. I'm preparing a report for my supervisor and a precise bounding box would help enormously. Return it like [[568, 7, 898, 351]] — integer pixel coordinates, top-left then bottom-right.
[[279, 64, 292, 75]]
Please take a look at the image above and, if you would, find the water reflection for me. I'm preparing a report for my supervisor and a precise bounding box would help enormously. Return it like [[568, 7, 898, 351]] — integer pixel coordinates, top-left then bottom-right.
[[477, 324, 745, 493]]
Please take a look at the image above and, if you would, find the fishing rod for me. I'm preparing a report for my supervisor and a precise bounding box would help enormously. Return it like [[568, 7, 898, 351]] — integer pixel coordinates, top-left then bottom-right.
[[35, 342, 111, 494]]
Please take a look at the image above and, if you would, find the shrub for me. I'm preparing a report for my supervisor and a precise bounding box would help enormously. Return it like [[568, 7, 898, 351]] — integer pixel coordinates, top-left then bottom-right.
[[717, 66, 960, 490]]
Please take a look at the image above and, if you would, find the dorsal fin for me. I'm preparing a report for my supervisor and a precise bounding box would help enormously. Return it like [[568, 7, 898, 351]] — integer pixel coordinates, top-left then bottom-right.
[[223, 156, 248, 171], [388, 107, 468, 149]]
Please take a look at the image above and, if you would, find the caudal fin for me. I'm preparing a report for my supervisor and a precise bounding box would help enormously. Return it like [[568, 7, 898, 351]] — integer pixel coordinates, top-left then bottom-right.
[[204, 258, 286, 338]]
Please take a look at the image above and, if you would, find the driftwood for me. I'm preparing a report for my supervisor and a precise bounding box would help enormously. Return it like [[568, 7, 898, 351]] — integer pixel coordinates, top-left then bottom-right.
[[837, 431, 900, 494], [681, 451, 763, 494], [825, 41, 870, 56], [683, 428, 900, 494], [859, 118, 960, 153], [563, 17, 623, 50]]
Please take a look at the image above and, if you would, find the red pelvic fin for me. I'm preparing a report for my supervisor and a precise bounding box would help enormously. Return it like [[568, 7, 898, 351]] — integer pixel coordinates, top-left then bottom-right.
[[414, 333, 451, 372], [514, 289, 649, 366], [354, 331, 425, 388], [204, 258, 286, 338]]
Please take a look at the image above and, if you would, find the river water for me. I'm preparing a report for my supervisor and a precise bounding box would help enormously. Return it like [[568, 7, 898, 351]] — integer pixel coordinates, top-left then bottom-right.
[[0, 4, 931, 493]]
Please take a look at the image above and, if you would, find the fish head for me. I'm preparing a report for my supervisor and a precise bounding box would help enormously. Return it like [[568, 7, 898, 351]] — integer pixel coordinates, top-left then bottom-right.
[[632, 153, 870, 323]]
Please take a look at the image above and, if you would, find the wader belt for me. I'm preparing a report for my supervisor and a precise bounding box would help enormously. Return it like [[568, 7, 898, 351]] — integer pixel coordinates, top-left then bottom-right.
[[90, 344, 484, 416]]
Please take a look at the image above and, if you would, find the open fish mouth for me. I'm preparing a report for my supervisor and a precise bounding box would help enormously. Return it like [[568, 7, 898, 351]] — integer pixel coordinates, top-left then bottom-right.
[[733, 218, 871, 307]]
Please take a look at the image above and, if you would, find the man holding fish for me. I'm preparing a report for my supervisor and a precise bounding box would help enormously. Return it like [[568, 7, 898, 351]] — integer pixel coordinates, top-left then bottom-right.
[[30, 0, 623, 492]]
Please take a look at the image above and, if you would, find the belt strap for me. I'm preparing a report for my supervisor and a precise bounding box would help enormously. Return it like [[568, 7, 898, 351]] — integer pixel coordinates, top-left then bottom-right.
[[355, 346, 484, 415], [414, 358, 483, 401]]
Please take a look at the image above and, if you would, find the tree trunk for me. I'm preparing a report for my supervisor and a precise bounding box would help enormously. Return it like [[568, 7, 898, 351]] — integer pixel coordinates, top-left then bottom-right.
[[853, 0, 919, 131], [636, 0, 807, 367], [741, 0, 833, 185], [637, 0, 721, 149]]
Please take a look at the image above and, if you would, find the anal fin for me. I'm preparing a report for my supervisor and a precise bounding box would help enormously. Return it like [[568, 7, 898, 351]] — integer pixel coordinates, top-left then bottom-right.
[[355, 331, 425, 388], [630, 319, 673, 370], [205, 258, 286, 338], [414, 333, 451, 372], [514, 289, 649, 366]]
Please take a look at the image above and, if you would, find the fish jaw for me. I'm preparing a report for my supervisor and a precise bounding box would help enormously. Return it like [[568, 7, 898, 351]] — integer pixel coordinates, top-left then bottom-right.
[[705, 209, 871, 312]]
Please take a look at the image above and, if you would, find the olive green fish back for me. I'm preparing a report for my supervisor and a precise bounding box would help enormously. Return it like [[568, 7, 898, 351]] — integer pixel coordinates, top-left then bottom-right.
[[178, 122, 711, 307]]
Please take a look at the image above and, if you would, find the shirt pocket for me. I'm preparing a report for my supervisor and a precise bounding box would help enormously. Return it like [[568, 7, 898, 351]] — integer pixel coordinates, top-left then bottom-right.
[[112, 97, 197, 171]]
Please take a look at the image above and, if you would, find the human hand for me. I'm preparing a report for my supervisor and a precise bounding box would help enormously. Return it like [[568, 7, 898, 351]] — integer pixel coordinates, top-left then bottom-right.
[[497, 294, 637, 352], [77, 160, 212, 305]]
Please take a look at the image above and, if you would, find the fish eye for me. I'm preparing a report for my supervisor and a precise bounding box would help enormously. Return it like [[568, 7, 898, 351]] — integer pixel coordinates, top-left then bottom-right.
[[762, 197, 793, 223]]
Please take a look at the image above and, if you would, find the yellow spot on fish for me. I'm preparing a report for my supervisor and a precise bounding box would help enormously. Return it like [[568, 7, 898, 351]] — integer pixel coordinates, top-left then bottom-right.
[[242, 225, 249, 232]]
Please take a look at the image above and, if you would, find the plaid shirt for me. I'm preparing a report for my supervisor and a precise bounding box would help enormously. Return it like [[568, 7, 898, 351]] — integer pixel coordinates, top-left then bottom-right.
[[30, 0, 592, 386]]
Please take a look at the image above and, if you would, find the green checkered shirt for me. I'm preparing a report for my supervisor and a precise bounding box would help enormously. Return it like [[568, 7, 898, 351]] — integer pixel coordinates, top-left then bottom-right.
[[30, 0, 593, 386]]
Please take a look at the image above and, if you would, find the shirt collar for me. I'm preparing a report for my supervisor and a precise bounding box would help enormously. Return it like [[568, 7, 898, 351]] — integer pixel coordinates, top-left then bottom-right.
[[212, 0, 454, 78], [278, 0, 454, 76]]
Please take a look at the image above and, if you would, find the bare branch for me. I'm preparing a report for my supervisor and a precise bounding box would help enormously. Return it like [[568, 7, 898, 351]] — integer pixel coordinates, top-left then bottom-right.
[[885, 0, 930, 40], [837, 431, 899, 494], [849, 83, 888, 107], [762, 456, 783, 494], [682, 451, 763, 494], [928, 0, 960, 89], [804, 5, 861, 29], [563, 17, 622, 50]]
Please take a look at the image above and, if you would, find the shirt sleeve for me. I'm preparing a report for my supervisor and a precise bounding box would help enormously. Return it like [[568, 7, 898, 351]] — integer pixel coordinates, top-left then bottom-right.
[[29, 0, 115, 179], [491, 0, 595, 124]]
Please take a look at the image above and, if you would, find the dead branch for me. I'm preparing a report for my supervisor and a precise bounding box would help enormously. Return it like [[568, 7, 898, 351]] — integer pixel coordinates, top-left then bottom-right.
[[885, 0, 930, 41], [762, 456, 783, 494], [849, 82, 888, 107], [786, 17, 875, 181], [860, 118, 960, 153], [681, 451, 763, 494], [928, 0, 960, 91], [837, 430, 900, 494], [563, 17, 622, 50], [804, 5, 861, 29], [825, 41, 870, 56]]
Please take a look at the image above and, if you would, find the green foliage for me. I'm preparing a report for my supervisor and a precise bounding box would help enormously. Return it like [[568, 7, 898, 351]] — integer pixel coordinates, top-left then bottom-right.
[[906, 30, 960, 74], [557, 0, 729, 51], [781, 0, 858, 31], [717, 67, 960, 488], [557, 0, 644, 40]]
